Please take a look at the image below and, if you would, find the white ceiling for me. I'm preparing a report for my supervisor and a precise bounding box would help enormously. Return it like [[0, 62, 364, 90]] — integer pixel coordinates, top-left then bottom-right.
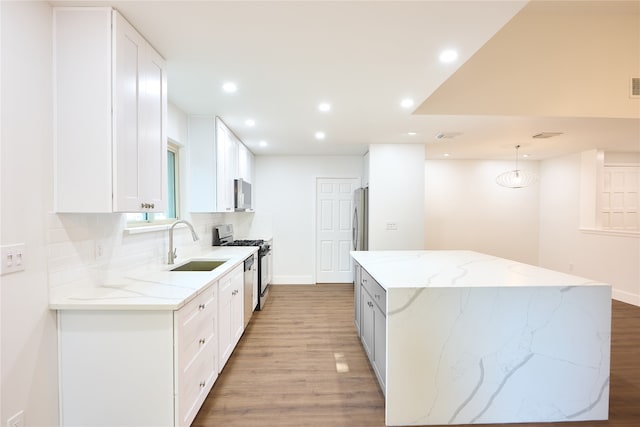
[[51, 0, 640, 160]]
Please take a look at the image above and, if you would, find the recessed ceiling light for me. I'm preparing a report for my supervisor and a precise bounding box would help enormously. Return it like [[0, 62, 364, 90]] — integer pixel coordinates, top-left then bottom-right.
[[439, 49, 458, 63], [318, 103, 331, 112], [523, 154, 530, 158], [245, 119, 255, 127], [315, 131, 326, 140], [443, 153, 450, 157], [407, 132, 417, 136], [222, 82, 237, 93], [259, 140, 268, 147], [400, 98, 414, 109]]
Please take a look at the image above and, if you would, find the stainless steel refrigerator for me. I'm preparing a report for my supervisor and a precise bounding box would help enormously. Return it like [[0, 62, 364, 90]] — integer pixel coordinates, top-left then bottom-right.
[[352, 187, 368, 251]]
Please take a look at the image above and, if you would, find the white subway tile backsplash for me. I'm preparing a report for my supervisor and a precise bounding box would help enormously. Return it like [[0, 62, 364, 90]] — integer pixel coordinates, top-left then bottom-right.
[[46, 212, 238, 291]]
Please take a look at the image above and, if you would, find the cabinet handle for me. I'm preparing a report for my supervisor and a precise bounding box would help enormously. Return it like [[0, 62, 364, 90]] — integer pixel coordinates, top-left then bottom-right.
[[200, 381, 206, 388], [375, 294, 380, 300], [199, 304, 205, 310], [199, 338, 206, 345]]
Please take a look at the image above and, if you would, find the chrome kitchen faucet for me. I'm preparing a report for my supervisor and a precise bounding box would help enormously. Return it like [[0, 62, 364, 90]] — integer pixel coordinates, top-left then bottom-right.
[[168, 220, 200, 264]]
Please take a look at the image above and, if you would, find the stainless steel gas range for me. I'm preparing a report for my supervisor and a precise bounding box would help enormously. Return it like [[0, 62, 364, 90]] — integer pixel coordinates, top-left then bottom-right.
[[212, 224, 271, 310]]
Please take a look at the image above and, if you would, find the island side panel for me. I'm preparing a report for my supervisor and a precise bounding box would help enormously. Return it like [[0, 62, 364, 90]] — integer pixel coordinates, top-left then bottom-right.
[[386, 285, 612, 426]]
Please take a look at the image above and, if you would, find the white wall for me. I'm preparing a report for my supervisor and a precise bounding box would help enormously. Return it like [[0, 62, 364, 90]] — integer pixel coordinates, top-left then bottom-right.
[[368, 144, 425, 250], [1, 2, 59, 425], [252, 156, 362, 284], [424, 159, 540, 264], [167, 101, 188, 144], [539, 153, 640, 305]]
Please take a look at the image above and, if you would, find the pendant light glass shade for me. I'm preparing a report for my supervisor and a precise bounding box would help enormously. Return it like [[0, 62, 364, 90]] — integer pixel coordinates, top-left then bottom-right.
[[496, 145, 537, 188]]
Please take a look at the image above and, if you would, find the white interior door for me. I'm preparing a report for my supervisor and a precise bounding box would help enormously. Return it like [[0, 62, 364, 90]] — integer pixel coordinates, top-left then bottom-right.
[[316, 178, 360, 283]]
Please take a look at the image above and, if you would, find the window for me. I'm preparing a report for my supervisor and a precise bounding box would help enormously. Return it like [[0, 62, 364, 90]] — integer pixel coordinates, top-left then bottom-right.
[[126, 142, 180, 226], [601, 165, 639, 231]]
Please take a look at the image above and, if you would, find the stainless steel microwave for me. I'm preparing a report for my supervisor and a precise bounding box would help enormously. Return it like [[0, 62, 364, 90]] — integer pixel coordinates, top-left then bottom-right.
[[234, 178, 252, 211]]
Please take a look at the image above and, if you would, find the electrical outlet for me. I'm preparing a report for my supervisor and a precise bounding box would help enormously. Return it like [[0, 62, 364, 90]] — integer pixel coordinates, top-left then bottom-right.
[[1, 244, 26, 276], [7, 410, 24, 427], [95, 240, 105, 260]]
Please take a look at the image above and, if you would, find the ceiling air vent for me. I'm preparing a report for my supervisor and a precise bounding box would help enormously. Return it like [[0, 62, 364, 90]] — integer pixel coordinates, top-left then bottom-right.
[[631, 77, 640, 98], [435, 132, 462, 140], [532, 132, 563, 139]]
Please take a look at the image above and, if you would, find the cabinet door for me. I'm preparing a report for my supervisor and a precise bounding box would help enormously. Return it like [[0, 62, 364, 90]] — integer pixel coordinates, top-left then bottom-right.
[[373, 305, 386, 392], [218, 264, 245, 370], [238, 142, 254, 185], [188, 116, 216, 212], [230, 265, 244, 345], [360, 292, 374, 359], [112, 11, 144, 212], [138, 45, 167, 211], [215, 120, 235, 212], [112, 11, 166, 213], [218, 273, 233, 369]]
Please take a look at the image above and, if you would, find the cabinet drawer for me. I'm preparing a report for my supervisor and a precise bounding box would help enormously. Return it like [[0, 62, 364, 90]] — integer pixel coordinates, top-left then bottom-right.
[[177, 338, 216, 427], [361, 269, 386, 314], [177, 286, 216, 370]]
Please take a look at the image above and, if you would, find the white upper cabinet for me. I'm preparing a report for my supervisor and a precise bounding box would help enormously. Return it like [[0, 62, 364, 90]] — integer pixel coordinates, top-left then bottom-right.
[[237, 141, 254, 185], [54, 8, 167, 213], [188, 116, 217, 212], [188, 117, 254, 213], [216, 119, 237, 212]]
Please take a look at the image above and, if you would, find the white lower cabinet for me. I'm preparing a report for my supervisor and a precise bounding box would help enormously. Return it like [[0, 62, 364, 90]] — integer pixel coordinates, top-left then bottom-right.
[[57, 271, 246, 427], [358, 268, 387, 394], [218, 264, 244, 370], [175, 285, 218, 427]]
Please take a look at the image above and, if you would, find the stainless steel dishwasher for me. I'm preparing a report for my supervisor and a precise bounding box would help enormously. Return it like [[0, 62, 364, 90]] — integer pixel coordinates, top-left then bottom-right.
[[243, 254, 255, 327]]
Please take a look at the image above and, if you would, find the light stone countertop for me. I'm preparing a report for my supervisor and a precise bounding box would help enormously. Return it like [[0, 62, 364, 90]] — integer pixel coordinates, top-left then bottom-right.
[[351, 250, 608, 289], [50, 246, 257, 311]]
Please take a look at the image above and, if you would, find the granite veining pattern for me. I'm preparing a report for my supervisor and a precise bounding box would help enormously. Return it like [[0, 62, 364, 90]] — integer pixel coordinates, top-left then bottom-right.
[[351, 251, 611, 426]]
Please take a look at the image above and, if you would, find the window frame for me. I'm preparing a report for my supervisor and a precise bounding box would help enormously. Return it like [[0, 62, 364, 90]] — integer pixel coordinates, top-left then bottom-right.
[[125, 140, 181, 228]]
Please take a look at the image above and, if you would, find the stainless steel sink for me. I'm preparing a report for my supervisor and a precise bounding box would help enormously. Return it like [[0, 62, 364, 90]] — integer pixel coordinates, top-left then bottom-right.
[[170, 260, 227, 272]]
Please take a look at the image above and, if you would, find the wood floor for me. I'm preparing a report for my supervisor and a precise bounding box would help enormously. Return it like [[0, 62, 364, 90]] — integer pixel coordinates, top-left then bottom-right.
[[192, 284, 640, 427]]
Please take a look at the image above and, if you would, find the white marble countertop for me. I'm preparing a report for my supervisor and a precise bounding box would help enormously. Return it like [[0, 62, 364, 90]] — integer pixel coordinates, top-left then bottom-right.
[[50, 246, 257, 311], [351, 250, 608, 290]]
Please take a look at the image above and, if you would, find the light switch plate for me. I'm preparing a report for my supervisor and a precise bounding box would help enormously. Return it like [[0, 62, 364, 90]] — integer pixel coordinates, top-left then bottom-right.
[[1, 244, 26, 276]]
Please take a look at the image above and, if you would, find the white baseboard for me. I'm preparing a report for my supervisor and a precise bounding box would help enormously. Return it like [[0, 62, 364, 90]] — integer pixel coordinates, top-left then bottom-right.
[[612, 288, 640, 307], [272, 275, 314, 285]]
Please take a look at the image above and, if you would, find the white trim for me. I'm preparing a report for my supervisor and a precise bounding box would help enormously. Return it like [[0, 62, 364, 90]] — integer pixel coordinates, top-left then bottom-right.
[[125, 222, 188, 235], [612, 288, 640, 307], [272, 275, 314, 285], [580, 228, 640, 238]]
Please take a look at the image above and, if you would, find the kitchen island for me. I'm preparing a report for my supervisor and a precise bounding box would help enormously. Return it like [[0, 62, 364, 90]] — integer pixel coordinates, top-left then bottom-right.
[[351, 250, 612, 427]]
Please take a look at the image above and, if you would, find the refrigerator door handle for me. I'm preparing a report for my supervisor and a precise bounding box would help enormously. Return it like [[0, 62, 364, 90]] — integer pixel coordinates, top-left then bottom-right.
[[352, 207, 358, 250]]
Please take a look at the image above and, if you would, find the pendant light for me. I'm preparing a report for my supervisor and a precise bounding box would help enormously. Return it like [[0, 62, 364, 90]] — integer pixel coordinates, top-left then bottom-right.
[[496, 145, 537, 188]]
